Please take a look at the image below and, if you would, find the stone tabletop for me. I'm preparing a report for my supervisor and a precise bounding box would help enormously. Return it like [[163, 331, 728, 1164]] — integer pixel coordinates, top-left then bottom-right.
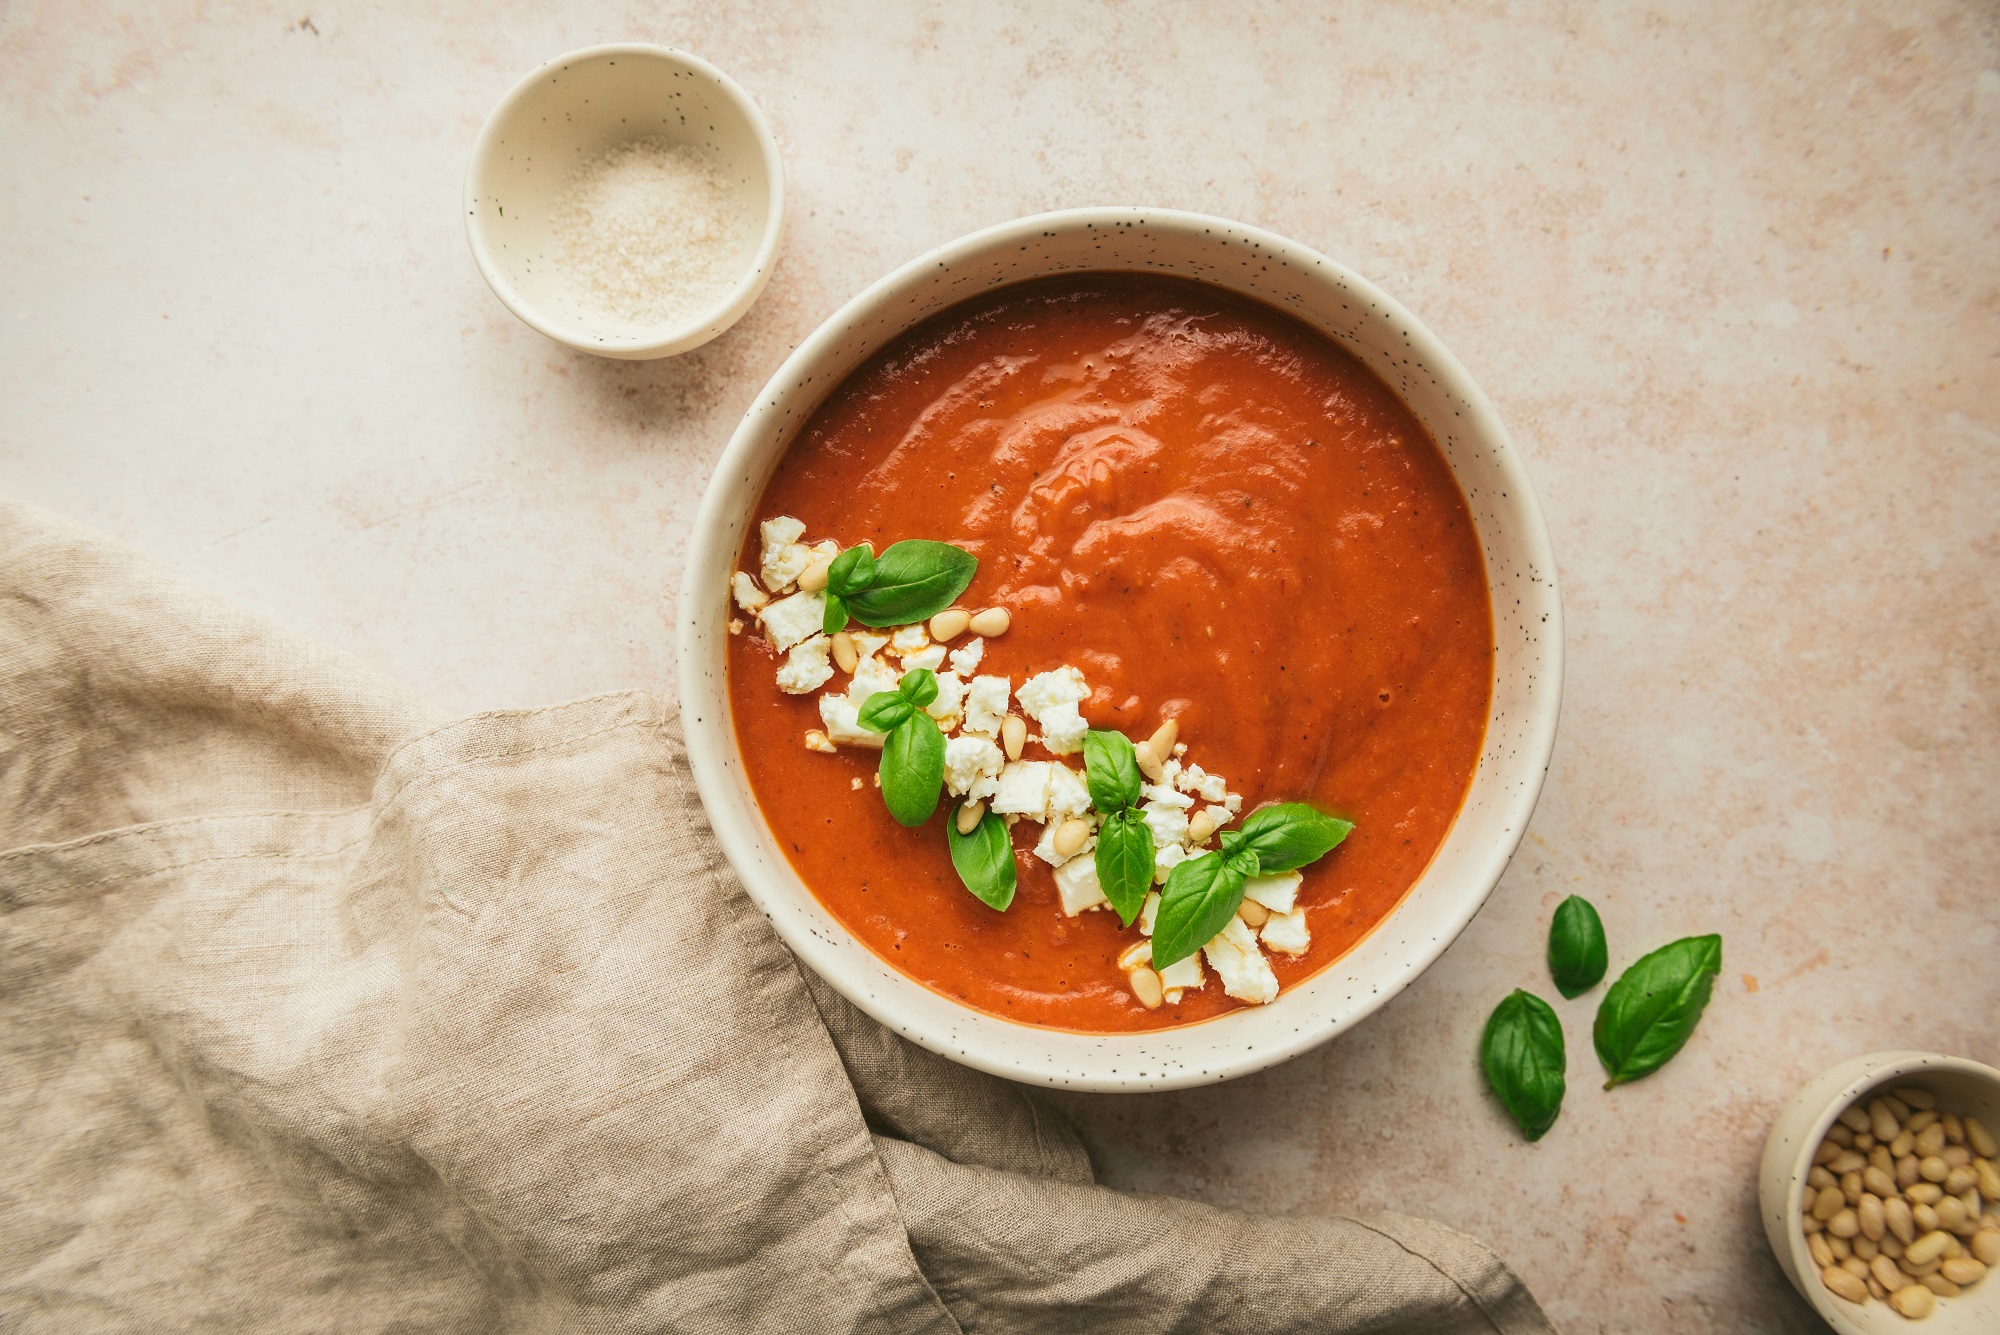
[[4, 4, 1995, 1330]]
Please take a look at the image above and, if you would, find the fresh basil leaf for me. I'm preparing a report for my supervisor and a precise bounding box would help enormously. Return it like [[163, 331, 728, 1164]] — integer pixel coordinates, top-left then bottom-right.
[[1219, 829, 1246, 859], [1149, 853, 1244, 970], [1481, 989, 1566, 1142], [857, 691, 912, 734], [1093, 808, 1154, 927], [1225, 847, 1260, 881], [1548, 896, 1608, 999], [822, 592, 847, 636], [898, 667, 938, 708], [1083, 730, 1143, 813], [845, 540, 978, 627], [1236, 802, 1354, 873], [948, 810, 1016, 911], [1593, 934, 1722, 1089], [879, 713, 945, 827], [827, 544, 876, 598]]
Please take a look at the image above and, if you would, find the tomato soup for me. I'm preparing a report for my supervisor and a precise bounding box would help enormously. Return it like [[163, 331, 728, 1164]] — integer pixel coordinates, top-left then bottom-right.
[[726, 274, 1492, 1032]]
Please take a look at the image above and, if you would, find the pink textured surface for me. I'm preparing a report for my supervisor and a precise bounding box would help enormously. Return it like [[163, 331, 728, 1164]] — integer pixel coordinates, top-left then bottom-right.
[[2, 4, 1995, 1330]]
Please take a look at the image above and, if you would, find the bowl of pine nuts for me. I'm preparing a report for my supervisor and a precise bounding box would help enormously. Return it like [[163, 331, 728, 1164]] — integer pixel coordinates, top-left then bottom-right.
[[1761, 1052, 2000, 1330]]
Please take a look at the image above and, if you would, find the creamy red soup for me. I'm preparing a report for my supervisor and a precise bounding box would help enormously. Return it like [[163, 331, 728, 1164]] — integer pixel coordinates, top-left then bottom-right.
[[727, 274, 1492, 1032]]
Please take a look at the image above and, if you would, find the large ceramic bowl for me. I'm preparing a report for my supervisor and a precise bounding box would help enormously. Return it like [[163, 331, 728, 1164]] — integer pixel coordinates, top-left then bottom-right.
[[677, 208, 1563, 1091]]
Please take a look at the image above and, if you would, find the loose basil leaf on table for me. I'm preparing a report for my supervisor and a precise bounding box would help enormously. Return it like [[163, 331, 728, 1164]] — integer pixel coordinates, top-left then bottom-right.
[[878, 712, 945, 827], [857, 691, 913, 734], [844, 540, 978, 627], [1149, 853, 1245, 970], [1547, 895, 1608, 999], [1083, 729, 1143, 813], [948, 809, 1016, 911], [1093, 808, 1154, 927], [1235, 802, 1354, 873], [1593, 933, 1722, 1089], [826, 543, 877, 597], [1481, 989, 1567, 1142]]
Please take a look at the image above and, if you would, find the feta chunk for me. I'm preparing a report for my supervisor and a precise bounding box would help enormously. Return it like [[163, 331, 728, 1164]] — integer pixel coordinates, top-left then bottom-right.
[[1016, 665, 1088, 724], [759, 516, 811, 590], [758, 590, 827, 652], [1153, 842, 1193, 884], [847, 654, 901, 706], [1203, 916, 1279, 1005], [1138, 891, 1162, 935], [776, 635, 834, 694], [850, 630, 890, 660], [1223, 792, 1243, 815], [947, 636, 985, 674], [804, 730, 836, 754], [901, 645, 947, 672], [1140, 799, 1189, 847], [1033, 818, 1094, 867], [1046, 764, 1092, 819], [1158, 951, 1204, 998], [963, 675, 1011, 737], [818, 694, 884, 749], [730, 571, 768, 613], [1039, 700, 1088, 755], [1142, 783, 1194, 810], [990, 760, 1052, 817], [890, 624, 930, 655], [759, 514, 805, 551], [1243, 870, 1302, 914], [1260, 908, 1310, 956], [1173, 762, 1230, 802], [1157, 756, 1182, 787], [926, 671, 965, 729], [943, 735, 1004, 800], [1053, 856, 1106, 915]]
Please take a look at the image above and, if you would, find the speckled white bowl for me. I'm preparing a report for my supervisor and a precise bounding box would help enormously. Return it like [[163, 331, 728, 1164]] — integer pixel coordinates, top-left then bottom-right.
[[676, 208, 1563, 1091], [464, 44, 784, 359], [1760, 1051, 2000, 1332]]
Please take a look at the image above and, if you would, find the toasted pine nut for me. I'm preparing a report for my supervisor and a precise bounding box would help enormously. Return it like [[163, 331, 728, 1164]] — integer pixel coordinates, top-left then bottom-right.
[[1883, 1231, 1906, 1259], [1943, 1144, 1971, 1168], [1899, 1154, 1922, 1188], [1869, 1099, 1901, 1142], [1870, 1144, 1894, 1175], [967, 607, 1011, 637], [1942, 1113, 1966, 1145], [1237, 899, 1270, 928], [1816, 1139, 1846, 1165], [1972, 1229, 2000, 1266], [1864, 1166, 1897, 1198], [1935, 1196, 1967, 1231], [1053, 818, 1090, 859], [1186, 811, 1217, 845], [1127, 966, 1164, 1009], [1829, 1123, 1857, 1146], [1883, 1094, 1913, 1122], [1814, 1186, 1846, 1221], [1809, 1165, 1837, 1191], [1967, 1116, 2000, 1158], [1946, 1166, 1978, 1195], [1895, 1087, 1938, 1111], [1133, 740, 1165, 781], [1856, 1132, 1877, 1151], [1906, 1230, 1953, 1266], [1841, 1254, 1870, 1279], [1901, 1253, 1940, 1277], [1943, 1234, 1963, 1259], [1941, 1255, 1986, 1285], [1147, 718, 1179, 757], [1808, 1230, 1836, 1269], [1889, 1283, 1935, 1318], [1920, 1155, 1950, 1183], [1842, 1170, 1863, 1205], [1830, 1233, 1852, 1259], [1916, 1123, 1947, 1157], [1908, 1181, 1944, 1205], [1892, 1130, 1916, 1158], [1886, 1196, 1917, 1244], [956, 799, 986, 835], [1977, 1159, 2000, 1201], [1804, 1210, 1824, 1234], [929, 608, 971, 642], [1832, 1150, 1867, 1174], [1821, 1265, 1867, 1302], [1918, 1272, 1959, 1297], [1871, 1253, 1903, 1293], [1839, 1106, 1872, 1133], [1828, 1208, 1861, 1239], [1855, 1233, 1879, 1260], [1859, 1194, 1886, 1240], [1001, 715, 1026, 761], [1116, 939, 1153, 971], [1907, 1110, 1940, 1135]]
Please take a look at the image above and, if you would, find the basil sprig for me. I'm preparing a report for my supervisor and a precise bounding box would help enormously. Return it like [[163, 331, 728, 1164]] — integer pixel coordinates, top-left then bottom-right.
[[948, 809, 1016, 911], [858, 669, 945, 827], [824, 539, 977, 632], [1481, 989, 1567, 1141], [1151, 802, 1353, 970], [1547, 895, 1608, 999], [1593, 934, 1722, 1089], [1083, 729, 1152, 926]]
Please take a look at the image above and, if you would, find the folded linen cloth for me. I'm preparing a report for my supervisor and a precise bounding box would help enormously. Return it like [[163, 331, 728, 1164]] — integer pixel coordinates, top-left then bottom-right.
[[0, 498, 1555, 1334]]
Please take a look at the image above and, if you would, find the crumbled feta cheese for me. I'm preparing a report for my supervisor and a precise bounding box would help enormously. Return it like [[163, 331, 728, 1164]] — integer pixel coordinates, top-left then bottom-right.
[[806, 539, 839, 562], [1142, 783, 1193, 810], [731, 571, 768, 613], [1046, 764, 1092, 819], [1157, 756, 1182, 787], [728, 618, 744, 636], [759, 516, 811, 590], [804, 730, 836, 754], [948, 636, 985, 673], [759, 515, 805, 550], [926, 671, 965, 729], [1243, 870, 1302, 914], [850, 776, 864, 790], [1153, 842, 1193, 884], [1158, 951, 1205, 998], [1203, 916, 1279, 1005], [1223, 792, 1243, 815], [962, 675, 1011, 737], [1174, 762, 1230, 802], [758, 590, 827, 652], [1032, 818, 1094, 867], [1039, 700, 1088, 754], [1138, 891, 1162, 935], [1054, 856, 1106, 915], [1140, 799, 1189, 847], [901, 645, 947, 672], [890, 624, 930, 655], [1016, 665, 1088, 723], [1261, 908, 1309, 956], [818, 694, 884, 749], [847, 654, 901, 706], [776, 635, 834, 694], [1198, 804, 1232, 830], [850, 630, 889, 660], [990, 760, 1052, 817], [943, 735, 1004, 800]]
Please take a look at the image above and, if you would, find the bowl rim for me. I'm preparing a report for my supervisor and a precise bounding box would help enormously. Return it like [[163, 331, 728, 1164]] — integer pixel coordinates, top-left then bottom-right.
[[463, 42, 787, 359], [676, 207, 1564, 1090], [1761, 1049, 2000, 1331]]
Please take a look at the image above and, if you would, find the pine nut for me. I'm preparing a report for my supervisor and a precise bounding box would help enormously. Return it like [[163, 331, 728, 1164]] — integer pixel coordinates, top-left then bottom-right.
[[1829, 1208, 1861, 1238], [1831, 1234, 1852, 1259], [1830, 1123, 1857, 1146], [1237, 898, 1270, 928], [1866, 1275, 1886, 1300], [1127, 966, 1164, 1009], [1871, 1145, 1895, 1175], [1898, 1154, 1922, 1188], [1972, 1230, 2000, 1266], [1872, 1254, 1905, 1292], [928, 608, 970, 642], [1053, 818, 1089, 859], [1860, 1194, 1886, 1240], [1855, 1233, 1880, 1261], [1870, 1099, 1902, 1142], [1942, 1114, 1965, 1145], [1146, 718, 1179, 758], [1968, 1117, 2000, 1159], [1822, 1265, 1868, 1303], [1906, 1230, 1952, 1266], [798, 554, 834, 593], [1816, 1139, 1846, 1165], [1839, 1106, 1872, 1133], [1857, 1132, 1877, 1151], [1943, 1145, 1971, 1168], [1809, 1165, 1836, 1191], [1883, 1095, 1914, 1123], [1901, 1254, 1940, 1278], [1865, 1167, 1897, 1198], [967, 607, 1011, 637], [1814, 1186, 1846, 1220], [831, 630, 859, 673], [1842, 1170, 1864, 1205], [1116, 940, 1153, 970], [1888, 1284, 1934, 1318], [1914, 1203, 1939, 1234], [1133, 741, 1165, 781], [1978, 1160, 2000, 1201], [1918, 1273, 1958, 1298], [1906, 1110, 1940, 1135], [1895, 1087, 1938, 1111], [1946, 1166, 1978, 1195], [956, 799, 986, 835], [1941, 1256, 1986, 1285], [1908, 1182, 1944, 1205], [1886, 1196, 1917, 1243], [1920, 1156, 1950, 1183], [1804, 1211, 1824, 1234], [1001, 715, 1026, 761], [1892, 1130, 1916, 1158], [1944, 1235, 1963, 1259], [1842, 1255, 1871, 1279], [1809, 1231, 1836, 1269], [1186, 811, 1217, 845], [1833, 1150, 1868, 1174], [1883, 1231, 1906, 1259], [1935, 1196, 1968, 1231], [1916, 1123, 1946, 1157]]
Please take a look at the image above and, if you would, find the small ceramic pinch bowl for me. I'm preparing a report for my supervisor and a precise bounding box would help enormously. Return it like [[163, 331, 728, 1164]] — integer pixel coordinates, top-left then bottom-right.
[[464, 43, 784, 359], [1761, 1050, 2000, 1332]]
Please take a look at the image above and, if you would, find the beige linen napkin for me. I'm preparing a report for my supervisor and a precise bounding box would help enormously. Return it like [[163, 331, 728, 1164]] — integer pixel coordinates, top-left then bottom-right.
[[0, 498, 1554, 1334]]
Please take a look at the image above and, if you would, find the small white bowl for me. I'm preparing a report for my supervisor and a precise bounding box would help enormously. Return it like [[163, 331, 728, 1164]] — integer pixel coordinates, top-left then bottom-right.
[[1760, 1050, 2000, 1332], [464, 44, 784, 360], [676, 208, 1563, 1091]]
